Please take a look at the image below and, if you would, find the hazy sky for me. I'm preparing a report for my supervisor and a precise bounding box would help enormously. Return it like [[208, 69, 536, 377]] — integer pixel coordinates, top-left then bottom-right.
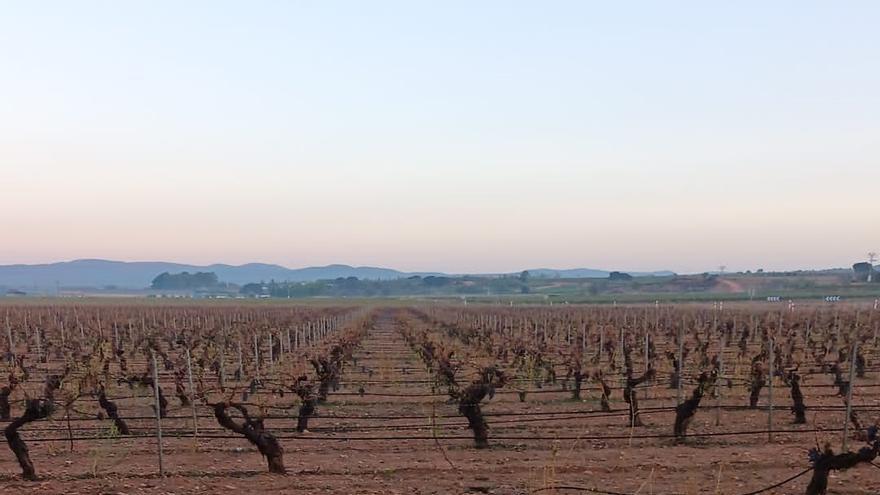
[[2, 1, 878, 274]]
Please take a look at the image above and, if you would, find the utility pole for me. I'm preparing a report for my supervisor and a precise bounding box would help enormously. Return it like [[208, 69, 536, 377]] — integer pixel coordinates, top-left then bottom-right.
[[868, 252, 878, 283]]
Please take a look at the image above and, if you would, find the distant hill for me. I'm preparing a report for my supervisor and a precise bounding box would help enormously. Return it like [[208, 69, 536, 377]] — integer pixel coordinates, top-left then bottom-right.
[[0, 259, 439, 289], [0, 259, 675, 290]]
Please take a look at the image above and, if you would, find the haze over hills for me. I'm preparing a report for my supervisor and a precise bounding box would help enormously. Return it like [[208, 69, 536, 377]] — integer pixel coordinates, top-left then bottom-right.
[[0, 259, 676, 290]]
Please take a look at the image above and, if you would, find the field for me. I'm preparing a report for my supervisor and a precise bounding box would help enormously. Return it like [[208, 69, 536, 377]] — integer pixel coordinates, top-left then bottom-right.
[[0, 300, 879, 494]]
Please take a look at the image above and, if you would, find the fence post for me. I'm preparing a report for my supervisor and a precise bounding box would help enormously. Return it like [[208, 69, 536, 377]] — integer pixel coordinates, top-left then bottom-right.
[[253, 334, 260, 379], [5, 313, 12, 362], [151, 351, 165, 477], [843, 340, 858, 452], [268, 333, 274, 367], [5, 311, 11, 350], [677, 323, 684, 406], [715, 335, 725, 426], [237, 340, 243, 380], [185, 347, 198, 437], [643, 332, 650, 400], [219, 344, 226, 391], [66, 409, 74, 452], [35, 325, 42, 362], [768, 338, 774, 443]]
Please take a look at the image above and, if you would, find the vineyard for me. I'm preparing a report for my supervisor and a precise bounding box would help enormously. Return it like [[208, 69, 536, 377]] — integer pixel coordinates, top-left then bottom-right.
[[0, 301, 879, 494]]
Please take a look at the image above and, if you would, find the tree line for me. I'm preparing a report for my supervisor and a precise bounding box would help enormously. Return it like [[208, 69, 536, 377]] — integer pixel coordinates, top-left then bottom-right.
[[151, 271, 219, 290]]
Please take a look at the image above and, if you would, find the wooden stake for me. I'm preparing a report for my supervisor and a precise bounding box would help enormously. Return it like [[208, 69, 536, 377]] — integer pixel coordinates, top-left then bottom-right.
[[715, 335, 725, 426], [219, 345, 226, 391], [185, 347, 198, 437], [151, 351, 165, 477], [66, 409, 74, 452], [644, 332, 650, 400], [5, 311, 12, 357], [677, 323, 684, 406], [768, 338, 774, 443], [253, 334, 260, 379], [268, 333, 274, 367], [843, 340, 858, 452], [236, 340, 243, 379]]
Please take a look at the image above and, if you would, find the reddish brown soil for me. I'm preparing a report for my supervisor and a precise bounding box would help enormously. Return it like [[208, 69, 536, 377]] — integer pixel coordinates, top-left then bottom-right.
[[1, 314, 879, 495]]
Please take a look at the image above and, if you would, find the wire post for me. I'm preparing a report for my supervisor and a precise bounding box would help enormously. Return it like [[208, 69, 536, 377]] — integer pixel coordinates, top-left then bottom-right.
[[677, 321, 684, 406], [185, 347, 198, 437], [6, 312, 14, 362], [253, 334, 260, 379], [768, 338, 774, 443], [35, 325, 41, 362], [715, 335, 725, 426], [219, 343, 226, 391], [268, 333, 274, 367], [151, 350, 165, 477], [843, 340, 858, 452], [237, 339, 243, 379], [643, 332, 650, 400], [66, 409, 74, 452]]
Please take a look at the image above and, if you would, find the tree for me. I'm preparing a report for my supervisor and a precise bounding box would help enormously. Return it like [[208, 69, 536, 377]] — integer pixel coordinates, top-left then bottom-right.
[[852, 262, 874, 283], [519, 270, 531, 293], [239, 282, 259, 295], [150, 272, 219, 290]]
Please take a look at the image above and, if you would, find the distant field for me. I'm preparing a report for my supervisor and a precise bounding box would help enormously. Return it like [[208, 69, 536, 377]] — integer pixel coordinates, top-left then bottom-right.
[[4, 271, 879, 306]]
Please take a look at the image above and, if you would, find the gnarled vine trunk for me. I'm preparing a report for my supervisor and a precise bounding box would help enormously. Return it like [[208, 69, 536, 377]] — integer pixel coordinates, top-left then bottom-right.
[[624, 370, 654, 428], [749, 364, 765, 409], [0, 386, 12, 420], [595, 373, 612, 412], [213, 402, 285, 473], [788, 373, 806, 424], [458, 384, 491, 449], [4, 399, 54, 480], [806, 441, 879, 495], [674, 371, 715, 441], [457, 368, 506, 449], [571, 372, 584, 401], [297, 399, 316, 432], [98, 388, 131, 435]]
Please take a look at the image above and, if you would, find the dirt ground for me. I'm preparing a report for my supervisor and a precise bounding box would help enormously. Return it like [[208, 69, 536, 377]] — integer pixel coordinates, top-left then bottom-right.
[[1, 313, 879, 495]]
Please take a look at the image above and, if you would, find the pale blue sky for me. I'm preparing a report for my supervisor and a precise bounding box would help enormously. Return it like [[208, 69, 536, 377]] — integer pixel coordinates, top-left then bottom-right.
[[1, 1, 878, 273]]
